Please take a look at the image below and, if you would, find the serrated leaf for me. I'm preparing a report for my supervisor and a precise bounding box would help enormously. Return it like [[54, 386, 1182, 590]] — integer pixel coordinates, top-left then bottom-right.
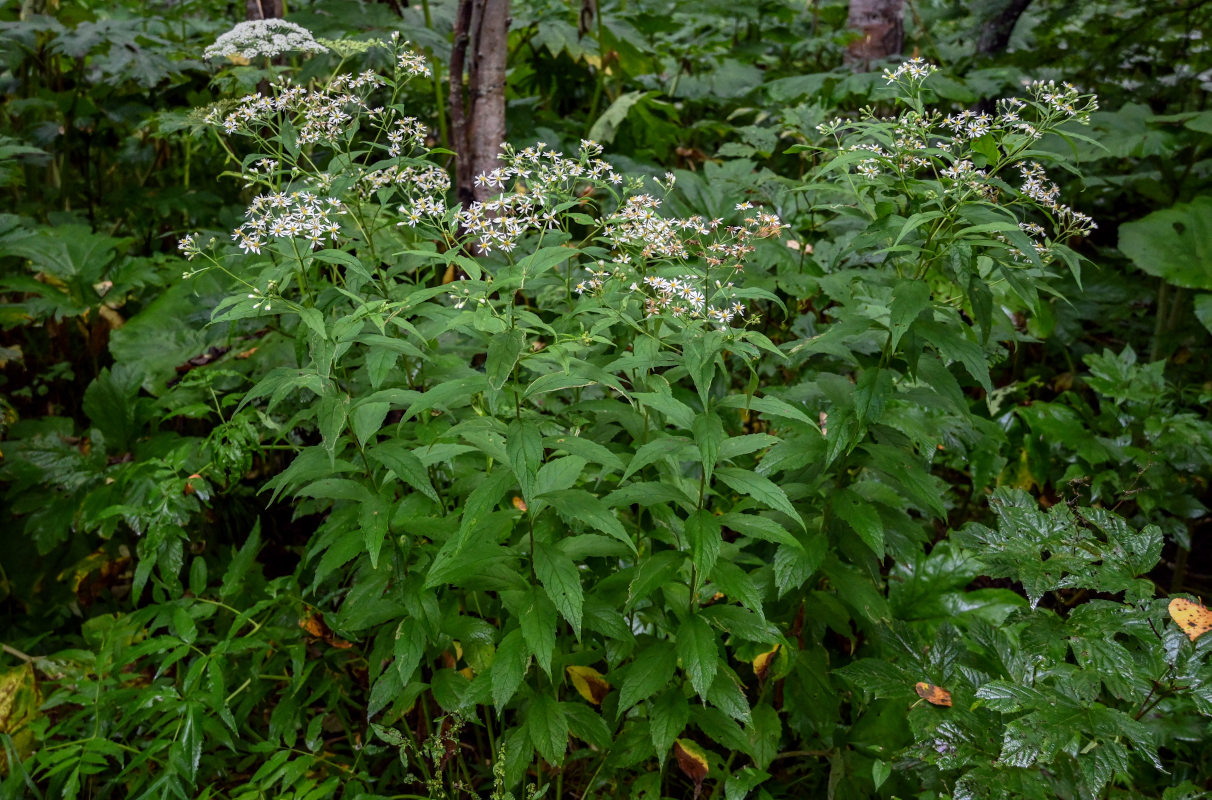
[[715, 467, 804, 529], [486, 328, 525, 390], [619, 640, 677, 712], [492, 629, 528, 711], [520, 588, 558, 677], [507, 419, 543, 504], [563, 702, 612, 749], [833, 488, 884, 558], [772, 539, 824, 597], [693, 411, 725, 483], [677, 614, 719, 700], [367, 441, 439, 503], [628, 550, 686, 609], [685, 509, 722, 581], [528, 693, 568, 765], [543, 489, 635, 552], [534, 541, 583, 637], [707, 671, 750, 723], [394, 619, 426, 685], [650, 687, 689, 766]]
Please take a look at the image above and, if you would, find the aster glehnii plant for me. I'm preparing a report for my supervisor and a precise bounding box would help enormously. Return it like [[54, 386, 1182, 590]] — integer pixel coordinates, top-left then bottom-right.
[[182, 30, 781, 339], [813, 58, 1099, 284]]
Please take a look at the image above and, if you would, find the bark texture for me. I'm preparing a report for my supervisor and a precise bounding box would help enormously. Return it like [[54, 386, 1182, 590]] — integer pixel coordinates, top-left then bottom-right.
[[844, 0, 905, 70], [451, 0, 510, 206], [244, 0, 283, 20]]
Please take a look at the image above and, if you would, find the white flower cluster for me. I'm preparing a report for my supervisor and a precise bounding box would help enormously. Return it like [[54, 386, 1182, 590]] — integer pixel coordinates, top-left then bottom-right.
[[228, 191, 348, 254], [367, 163, 449, 195], [456, 141, 624, 254], [386, 117, 428, 157], [203, 19, 328, 61], [604, 195, 691, 259], [1025, 79, 1098, 119], [1017, 162, 1097, 235], [882, 57, 938, 85], [641, 275, 747, 327], [385, 32, 432, 78], [207, 72, 386, 143], [575, 195, 784, 328]]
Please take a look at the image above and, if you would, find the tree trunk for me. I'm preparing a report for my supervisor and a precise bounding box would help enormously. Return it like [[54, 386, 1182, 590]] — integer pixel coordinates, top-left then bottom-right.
[[976, 0, 1032, 55], [245, 0, 283, 20], [844, 0, 905, 70], [450, 0, 509, 206]]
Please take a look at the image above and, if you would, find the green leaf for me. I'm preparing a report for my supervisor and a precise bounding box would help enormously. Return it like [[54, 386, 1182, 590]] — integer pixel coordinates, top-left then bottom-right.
[[862, 443, 947, 520], [684, 509, 722, 581], [564, 702, 612, 750], [588, 90, 650, 144], [628, 550, 686, 609], [527, 693, 568, 765], [833, 488, 884, 559], [367, 441, 440, 503], [715, 467, 804, 529], [650, 687, 689, 767], [524, 372, 596, 399], [718, 394, 815, 427], [916, 319, 992, 395], [1194, 293, 1212, 335], [709, 561, 763, 614], [622, 435, 696, 481], [507, 419, 543, 503], [834, 658, 912, 698], [486, 327, 526, 390], [619, 640, 678, 712], [542, 489, 635, 552], [404, 375, 487, 420], [520, 588, 558, 677], [426, 468, 513, 587], [677, 614, 719, 700], [394, 619, 426, 685], [887, 278, 931, 354], [632, 386, 696, 430], [316, 390, 349, 455], [515, 246, 575, 280], [693, 411, 725, 484], [544, 433, 626, 474], [534, 455, 586, 497], [707, 670, 750, 722], [310, 248, 373, 282], [220, 522, 261, 600], [1119, 196, 1212, 290], [534, 541, 583, 637], [350, 401, 389, 446], [492, 629, 529, 712], [360, 491, 391, 568], [718, 512, 802, 550], [773, 539, 825, 598], [298, 306, 328, 340]]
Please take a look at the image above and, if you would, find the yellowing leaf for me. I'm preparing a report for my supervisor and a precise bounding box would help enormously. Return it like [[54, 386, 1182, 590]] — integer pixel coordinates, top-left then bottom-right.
[[0, 663, 40, 769], [566, 664, 610, 704], [752, 644, 780, 682], [673, 738, 710, 798], [914, 681, 952, 707], [1170, 597, 1212, 642]]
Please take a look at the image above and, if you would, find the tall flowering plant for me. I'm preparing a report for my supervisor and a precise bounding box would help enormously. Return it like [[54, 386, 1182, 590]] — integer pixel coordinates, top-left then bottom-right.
[[180, 28, 795, 798], [808, 58, 1099, 312]]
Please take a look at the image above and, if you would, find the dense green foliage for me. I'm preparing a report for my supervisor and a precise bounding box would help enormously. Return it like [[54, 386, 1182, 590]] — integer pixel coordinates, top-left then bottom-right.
[[2, 1, 1211, 798]]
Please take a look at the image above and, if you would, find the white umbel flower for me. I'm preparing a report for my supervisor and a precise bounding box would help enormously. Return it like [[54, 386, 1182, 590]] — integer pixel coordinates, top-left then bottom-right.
[[204, 19, 328, 61]]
